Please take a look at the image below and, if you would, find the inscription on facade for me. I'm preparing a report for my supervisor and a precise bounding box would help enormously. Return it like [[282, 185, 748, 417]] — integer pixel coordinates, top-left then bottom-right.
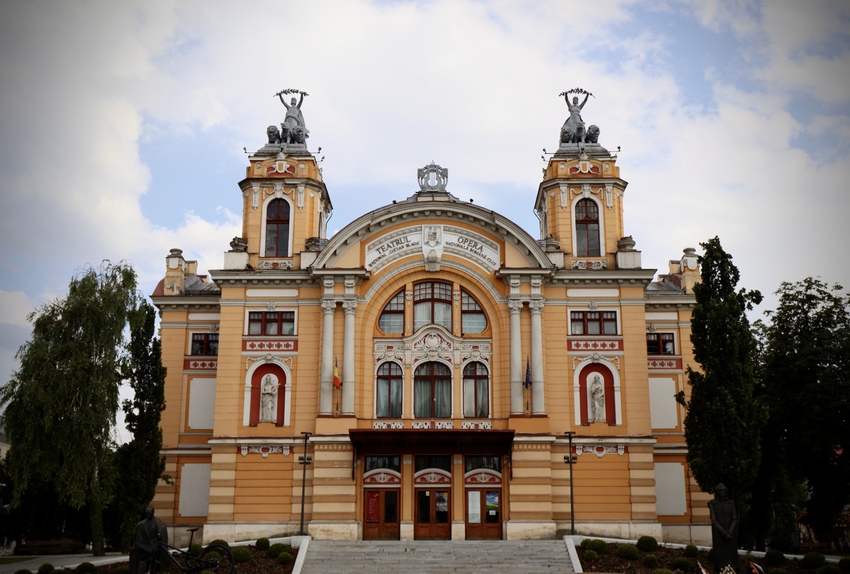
[[365, 225, 500, 273]]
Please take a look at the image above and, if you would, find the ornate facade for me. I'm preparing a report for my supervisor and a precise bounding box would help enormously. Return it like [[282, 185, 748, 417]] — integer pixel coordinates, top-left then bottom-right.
[[151, 95, 708, 545]]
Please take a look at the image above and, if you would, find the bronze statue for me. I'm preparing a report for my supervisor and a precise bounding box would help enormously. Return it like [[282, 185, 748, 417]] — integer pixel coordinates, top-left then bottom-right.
[[708, 484, 739, 572], [560, 88, 593, 144], [275, 89, 310, 145]]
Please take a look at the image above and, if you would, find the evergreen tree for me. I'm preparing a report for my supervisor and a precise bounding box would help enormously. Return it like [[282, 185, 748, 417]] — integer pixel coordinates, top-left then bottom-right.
[[0, 262, 138, 555], [756, 278, 850, 541], [677, 237, 765, 510]]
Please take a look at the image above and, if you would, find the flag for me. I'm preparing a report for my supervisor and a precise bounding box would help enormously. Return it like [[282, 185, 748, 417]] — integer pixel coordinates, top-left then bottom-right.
[[524, 357, 531, 389], [333, 357, 341, 389]]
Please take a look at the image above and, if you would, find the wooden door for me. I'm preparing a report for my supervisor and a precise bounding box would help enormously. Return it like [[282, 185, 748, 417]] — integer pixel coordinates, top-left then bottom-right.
[[363, 489, 400, 540], [414, 488, 451, 539], [465, 488, 501, 539]]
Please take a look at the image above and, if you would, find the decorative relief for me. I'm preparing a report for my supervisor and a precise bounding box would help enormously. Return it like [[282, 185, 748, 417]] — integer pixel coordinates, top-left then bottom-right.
[[243, 340, 297, 352], [414, 470, 452, 485], [460, 421, 492, 430], [411, 332, 453, 365], [508, 300, 523, 314], [460, 343, 491, 365], [576, 444, 625, 458], [245, 354, 293, 369], [364, 470, 401, 486], [372, 421, 404, 429], [373, 343, 404, 364], [185, 359, 217, 370], [568, 340, 622, 351], [465, 469, 501, 485], [648, 358, 682, 370], [571, 259, 608, 270], [434, 421, 454, 429], [571, 353, 621, 370], [257, 259, 293, 270], [239, 445, 291, 458], [411, 421, 431, 429]]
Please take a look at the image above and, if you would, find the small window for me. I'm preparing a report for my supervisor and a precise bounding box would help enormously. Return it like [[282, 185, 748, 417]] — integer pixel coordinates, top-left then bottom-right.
[[465, 455, 501, 473], [575, 198, 600, 257], [571, 311, 617, 335], [191, 333, 219, 356], [462, 361, 489, 418], [265, 199, 291, 257], [461, 291, 487, 334], [379, 291, 405, 334], [365, 455, 401, 472], [376, 362, 403, 418], [647, 333, 675, 355], [415, 455, 452, 472], [248, 311, 295, 336], [413, 282, 452, 331], [414, 361, 452, 418]]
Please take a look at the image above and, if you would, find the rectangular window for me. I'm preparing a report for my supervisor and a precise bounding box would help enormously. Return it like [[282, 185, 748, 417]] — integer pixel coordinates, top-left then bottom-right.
[[365, 455, 401, 472], [571, 311, 617, 335], [647, 333, 675, 355], [191, 333, 219, 356], [247, 311, 295, 336]]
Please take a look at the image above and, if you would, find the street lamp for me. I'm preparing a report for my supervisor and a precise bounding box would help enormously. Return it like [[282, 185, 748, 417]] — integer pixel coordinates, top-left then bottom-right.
[[298, 432, 312, 535], [564, 431, 577, 535]]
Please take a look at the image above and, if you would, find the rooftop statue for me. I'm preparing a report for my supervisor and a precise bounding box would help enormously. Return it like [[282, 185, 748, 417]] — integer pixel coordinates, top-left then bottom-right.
[[559, 88, 600, 147], [275, 88, 310, 145]]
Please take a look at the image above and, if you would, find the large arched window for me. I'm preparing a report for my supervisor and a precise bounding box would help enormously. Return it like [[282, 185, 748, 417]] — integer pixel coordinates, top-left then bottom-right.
[[461, 291, 486, 334], [575, 198, 600, 257], [378, 290, 405, 334], [414, 362, 451, 418], [414, 282, 452, 331], [462, 361, 489, 418], [265, 198, 291, 257], [376, 362, 403, 418]]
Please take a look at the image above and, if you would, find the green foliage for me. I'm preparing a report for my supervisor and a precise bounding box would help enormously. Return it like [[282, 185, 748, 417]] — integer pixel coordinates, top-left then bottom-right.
[[672, 557, 694, 572], [36, 564, 54, 574], [208, 539, 230, 548], [678, 237, 764, 512], [189, 544, 203, 557], [277, 551, 294, 565], [838, 558, 850, 573], [636, 535, 659, 552], [818, 565, 840, 574], [74, 563, 97, 574], [684, 545, 699, 557], [256, 537, 270, 551], [1, 262, 139, 556], [13, 570, 33, 574], [643, 555, 659, 568], [652, 569, 674, 574], [232, 546, 253, 563], [617, 544, 640, 560], [268, 543, 288, 558], [586, 539, 608, 554], [764, 550, 786, 567], [584, 549, 598, 561], [116, 566, 130, 574], [802, 553, 826, 570]]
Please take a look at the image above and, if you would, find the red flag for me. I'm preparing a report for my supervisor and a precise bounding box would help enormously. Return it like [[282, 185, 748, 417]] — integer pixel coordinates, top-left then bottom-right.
[[333, 357, 341, 389]]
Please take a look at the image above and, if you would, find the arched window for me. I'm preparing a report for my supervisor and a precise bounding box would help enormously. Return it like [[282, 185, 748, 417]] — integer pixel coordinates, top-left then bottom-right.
[[575, 198, 600, 257], [413, 282, 452, 331], [414, 362, 451, 418], [462, 361, 489, 418], [265, 198, 291, 257], [249, 364, 286, 427], [461, 291, 487, 334], [378, 290, 405, 334], [376, 362, 403, 418]]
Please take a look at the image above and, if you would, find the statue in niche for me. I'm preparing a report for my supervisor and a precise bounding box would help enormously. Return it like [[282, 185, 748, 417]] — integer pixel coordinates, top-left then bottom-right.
[[560, 88, 594, 145], [589, 374, 606, 422], [709, 484, 739, 572], [275, 89, 310, 145], [260, 374, 279, 423]]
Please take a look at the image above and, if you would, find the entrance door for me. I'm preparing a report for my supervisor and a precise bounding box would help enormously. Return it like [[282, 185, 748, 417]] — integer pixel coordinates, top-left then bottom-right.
[[414, 488, 451, 539], [465, 489, 501, 539], [363, 489, 400, 540]]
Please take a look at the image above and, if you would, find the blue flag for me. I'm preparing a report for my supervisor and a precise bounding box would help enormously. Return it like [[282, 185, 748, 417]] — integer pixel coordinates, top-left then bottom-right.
[[524, 358, 531, 388]]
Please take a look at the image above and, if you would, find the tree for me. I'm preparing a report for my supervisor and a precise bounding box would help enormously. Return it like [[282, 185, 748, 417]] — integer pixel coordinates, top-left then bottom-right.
[[756, 278, 850, 542], [105, 300, 167, 551], [0, 262, 138, 555], [677, 237, 765, 510]]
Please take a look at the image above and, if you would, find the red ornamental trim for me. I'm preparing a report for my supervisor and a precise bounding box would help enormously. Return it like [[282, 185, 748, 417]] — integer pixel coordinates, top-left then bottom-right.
[[364, 470, 401, 485], [414, 470, 452, 485], [243, 339, 298, 352], [568, 340, 623, 351], [464, 470, 502, 485], [647, 358, 682, 370], [184, 359, 218, 370]]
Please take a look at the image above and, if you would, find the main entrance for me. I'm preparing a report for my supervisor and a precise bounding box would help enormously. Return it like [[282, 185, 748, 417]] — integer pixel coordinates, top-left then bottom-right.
[[364, 488, 400, 540], [414, 488, 451, 539]]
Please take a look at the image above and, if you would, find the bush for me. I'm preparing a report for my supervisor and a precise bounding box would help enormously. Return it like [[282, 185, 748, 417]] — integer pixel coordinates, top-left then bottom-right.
[[817, 565, 840, 574], [765, 550, 786, 567], [584, 549, 598, 561], [208, 539, 230, 548], [37, 564, 54, 574], [115, 566, 130, 574], [14, 569, 33, 574], [803, 553, 826, 570], [75, 563, 97, 574], [256, 537, 270, 551], [189, 543, 203, 557], [277, 551, 294, 565], [838, 558, 850, 573], [587, 539, 609, 554], [637, 535, 659, 552], [644, 555, 659, 568], [232, 546, 253, 563], [684, 545, 699, 558], [652, 569, 674, 574], [672, 557, 693, 572], [618, 544, 640, 560], [268, 543, 292, 559]]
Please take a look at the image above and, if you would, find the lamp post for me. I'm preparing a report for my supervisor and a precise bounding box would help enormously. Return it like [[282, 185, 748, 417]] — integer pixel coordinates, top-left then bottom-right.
[[564, 431, 577, 535], [298, 431, 312, 535]]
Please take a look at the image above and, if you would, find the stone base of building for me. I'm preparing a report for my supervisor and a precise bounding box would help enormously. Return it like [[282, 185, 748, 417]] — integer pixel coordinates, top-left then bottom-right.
[[200, 521, 301, 545], [661, 523, 711, 546], [505, 520, 557, 540], [561, 521, 663, 541], [307, 520, 360, 540]]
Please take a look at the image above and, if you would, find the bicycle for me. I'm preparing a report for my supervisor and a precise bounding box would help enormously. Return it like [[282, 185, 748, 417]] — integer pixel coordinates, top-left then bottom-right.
[[147, 526, 234, 574]]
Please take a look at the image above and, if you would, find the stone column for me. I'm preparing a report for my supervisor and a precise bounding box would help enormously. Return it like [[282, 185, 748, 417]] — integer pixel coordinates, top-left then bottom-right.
[[319, 300, 336, 415], [342, 300, 357, 416], [530, 299, 546, 415], [509, 300, 524, 415]]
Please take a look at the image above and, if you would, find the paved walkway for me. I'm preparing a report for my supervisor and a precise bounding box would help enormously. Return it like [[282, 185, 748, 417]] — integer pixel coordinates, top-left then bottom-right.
[[299, 540, 576, 574]]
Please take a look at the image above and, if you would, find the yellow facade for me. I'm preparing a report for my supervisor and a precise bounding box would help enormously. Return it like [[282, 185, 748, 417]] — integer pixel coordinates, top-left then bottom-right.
[[152, 121, 706, 546]]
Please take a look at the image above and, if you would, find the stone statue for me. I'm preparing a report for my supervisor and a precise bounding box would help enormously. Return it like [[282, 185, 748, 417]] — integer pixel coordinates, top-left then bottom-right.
[[260, 374, 278, 422], [561, 89, 591, 144], [276, 89, 310, 145], [708, 484, 739, 572], [585, 124, 600, 144], [267, 125, 281, 144], [589, 374, 605, 422]]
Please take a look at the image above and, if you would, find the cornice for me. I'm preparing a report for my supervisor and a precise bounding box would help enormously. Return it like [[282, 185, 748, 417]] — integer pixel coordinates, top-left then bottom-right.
[[209, 269, 315, 286], [550, 268, 657, 287]]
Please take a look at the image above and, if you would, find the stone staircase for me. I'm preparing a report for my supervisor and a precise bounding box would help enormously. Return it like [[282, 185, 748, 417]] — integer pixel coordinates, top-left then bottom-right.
[[299, 540, 576, 574]]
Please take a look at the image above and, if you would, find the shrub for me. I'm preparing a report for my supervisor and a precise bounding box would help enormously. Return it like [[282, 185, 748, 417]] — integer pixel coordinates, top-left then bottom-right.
[[580, 538, 592, 549], [838, 558, 850, 573], [652, 569, 674, 574], [644, 555, 659, 568], [115, 566, 130, 574], [672, 556, 693, 572], [587, 539, 609, 554], [765, 550, 786, 567], [803, 553, 826, 570], [584, 549, 598, 561], [637, 535, 659, 552], [208, 539, 230, 548], [268, 543, 292, 558], [37, 564, 55, 574], [232, 546, 253, 563], [618, 544, 640, 560], [256, 537, 270, 551], [817, 565, 840, 574], [14, 569, 33, 574], [277, 551, 294, 565], [684, 545, 699, 558], [75, 563, 97, 574], [189, 543, 203, 557]]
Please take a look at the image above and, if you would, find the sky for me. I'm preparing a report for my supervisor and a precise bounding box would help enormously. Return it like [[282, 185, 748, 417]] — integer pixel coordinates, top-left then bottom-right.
[[1, 1, 849, 436]]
